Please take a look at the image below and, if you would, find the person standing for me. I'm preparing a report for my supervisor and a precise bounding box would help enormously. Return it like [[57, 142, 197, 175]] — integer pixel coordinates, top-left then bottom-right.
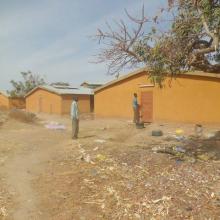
[[133, 93, 139, 124], [71, 97, 79, 139]]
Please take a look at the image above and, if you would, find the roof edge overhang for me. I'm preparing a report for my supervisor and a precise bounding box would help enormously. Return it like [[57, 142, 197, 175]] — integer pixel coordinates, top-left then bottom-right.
[[24, 86, 58, 98], [94, 67, 149, 93], [0, 92, 9, 98], [94, 67, 220, 93], [25, 86, 93, 98]]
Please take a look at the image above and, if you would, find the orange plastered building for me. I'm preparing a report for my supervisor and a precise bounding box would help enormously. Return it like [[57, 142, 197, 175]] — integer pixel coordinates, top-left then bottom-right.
[[0, 91, 25, 110], [25, 85, 94, 115], [94, 68, 220, 124]]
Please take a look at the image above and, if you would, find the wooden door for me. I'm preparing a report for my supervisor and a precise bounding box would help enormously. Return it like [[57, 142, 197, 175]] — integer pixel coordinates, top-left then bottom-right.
[[141, 91, 153, 122]]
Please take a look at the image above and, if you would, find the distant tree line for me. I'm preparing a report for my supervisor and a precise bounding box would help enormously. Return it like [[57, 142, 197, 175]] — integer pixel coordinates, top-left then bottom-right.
[[8, 71, 70, 98]]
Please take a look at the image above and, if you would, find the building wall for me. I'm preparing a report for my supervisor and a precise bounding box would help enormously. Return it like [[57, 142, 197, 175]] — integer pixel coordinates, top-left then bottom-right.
[[95, 71, 148, 118], [153, 75, 220, 123], [95, 71, 220, 123], [0, 94, 10, 109], [0, 95, 25, 110], [9, 98, 26, 109], [61, 94, 92, 114], [26, 89, 62, 114]]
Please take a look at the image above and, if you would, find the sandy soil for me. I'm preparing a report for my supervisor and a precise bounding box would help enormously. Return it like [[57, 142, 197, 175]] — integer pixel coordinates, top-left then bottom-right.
[[0, 112, 220, 220]]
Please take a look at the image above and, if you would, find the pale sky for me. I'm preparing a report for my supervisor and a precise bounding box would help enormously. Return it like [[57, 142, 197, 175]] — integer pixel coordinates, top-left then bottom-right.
[[0, 0, 166, 90]]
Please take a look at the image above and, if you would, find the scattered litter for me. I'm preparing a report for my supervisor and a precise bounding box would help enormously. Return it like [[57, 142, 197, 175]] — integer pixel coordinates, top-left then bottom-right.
[[0, 207, 7, 217], [80, 154, 95, 164], [164, 134, 187, 141], [152, 146, 160, 152], [145, 182, 152, 187], [211, 192, 215, 198], [152, 196, 171, 204], [173, 135, 186, 141], [77, 143, 94, 164], [176, 159, 183, 164], [187, 158, 196, 163], [152, 139, 220, 163], [84, 155, 91, 163], [206, 130, 220, 140], [94, 139, 106, 143], [126, 181, 134, 190], [197, 154, 211, 161], [152, 130, 163, 137], [175, 129, 184, 135], [152, 145, 188, 161], [204, 133, 216, 139], [83, 179, 94, 184], [96, 154, 107, 161], [136, 122, 145, 129], [6, 117, 218, 219], [90, 168, 99, 177], [175, 146, 186, 153], [108, 166, 114, 171], [194, 124, 203, 137], [153, 146, 180, 156], [45, 121, 66, 130], [122, 162, 128, 166], [106, 186, 116, 195]]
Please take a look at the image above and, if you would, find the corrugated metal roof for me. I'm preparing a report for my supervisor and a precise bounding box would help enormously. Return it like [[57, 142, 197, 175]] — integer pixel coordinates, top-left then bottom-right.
[[81, 81, 104, 86], [25, 85, 93, 97], [52, 85, 78, 89], [42, 85, 93, 95]]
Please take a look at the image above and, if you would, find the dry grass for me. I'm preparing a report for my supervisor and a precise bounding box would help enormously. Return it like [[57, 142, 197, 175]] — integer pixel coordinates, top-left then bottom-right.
[[8, 109, 37, 123], [0, 111, 8, 126], [32, 119, 220, 219], [0, 115, 220, 219]]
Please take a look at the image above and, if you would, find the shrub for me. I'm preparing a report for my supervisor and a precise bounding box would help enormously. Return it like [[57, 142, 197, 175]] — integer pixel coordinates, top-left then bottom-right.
[[8, 109, 36, 123]]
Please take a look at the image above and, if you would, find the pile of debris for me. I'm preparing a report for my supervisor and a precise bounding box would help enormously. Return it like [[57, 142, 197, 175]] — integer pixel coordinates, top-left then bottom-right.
[[8, 109, 37, 123], [152, 128, 220, 162], [67, 142, 220, 219], [152, 144, 220, 162], [34, 124, 220, 219]]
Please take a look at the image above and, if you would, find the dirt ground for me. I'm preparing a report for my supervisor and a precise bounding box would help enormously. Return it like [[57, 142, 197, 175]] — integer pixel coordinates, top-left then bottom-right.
[[0, 111, 220, 220]]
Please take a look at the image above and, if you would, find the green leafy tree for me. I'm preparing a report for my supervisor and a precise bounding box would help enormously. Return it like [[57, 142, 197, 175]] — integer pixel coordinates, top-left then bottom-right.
[[95, 0, 220, 85], [8, 71, 46, 97]]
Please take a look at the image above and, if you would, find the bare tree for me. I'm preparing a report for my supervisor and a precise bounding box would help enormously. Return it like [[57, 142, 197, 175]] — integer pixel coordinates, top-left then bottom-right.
[[95, 6, 150, 75], [94, 0, 220, 83]]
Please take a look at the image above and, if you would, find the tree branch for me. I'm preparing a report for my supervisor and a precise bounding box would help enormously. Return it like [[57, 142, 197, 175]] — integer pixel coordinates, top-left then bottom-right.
[[198, 8, 215, 38]]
